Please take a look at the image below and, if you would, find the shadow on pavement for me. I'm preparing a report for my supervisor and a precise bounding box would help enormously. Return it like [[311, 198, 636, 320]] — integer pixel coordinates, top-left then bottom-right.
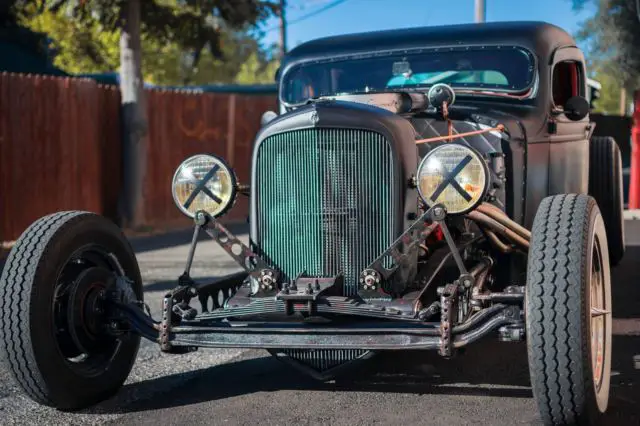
[[102, 338, 534, 416], [91, 332, 639, 425]]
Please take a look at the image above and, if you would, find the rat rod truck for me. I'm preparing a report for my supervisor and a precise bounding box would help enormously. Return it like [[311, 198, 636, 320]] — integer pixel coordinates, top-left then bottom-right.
[[0, 21, 625, 425]]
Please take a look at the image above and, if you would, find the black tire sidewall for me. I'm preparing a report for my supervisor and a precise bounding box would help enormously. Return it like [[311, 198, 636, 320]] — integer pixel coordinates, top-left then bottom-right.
[[589, 136, 625, 266], [525, 195, 612, 423], [29, 214, 142, 408]]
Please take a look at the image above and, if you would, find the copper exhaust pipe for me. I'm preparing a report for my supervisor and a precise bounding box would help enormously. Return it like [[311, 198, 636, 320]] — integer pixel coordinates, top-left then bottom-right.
[[467, 211, 530, 249], [477, 203, 531, 241], [469, 256, 493, 278], [483, 229, 513, 253]]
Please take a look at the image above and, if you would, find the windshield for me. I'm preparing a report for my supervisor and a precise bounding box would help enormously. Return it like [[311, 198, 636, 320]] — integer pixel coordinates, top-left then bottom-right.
[[280, 46, 536, 105]]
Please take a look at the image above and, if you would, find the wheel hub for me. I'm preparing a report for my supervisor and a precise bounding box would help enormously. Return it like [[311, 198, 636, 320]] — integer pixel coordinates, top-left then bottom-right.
[[67, 267, 114, 355]]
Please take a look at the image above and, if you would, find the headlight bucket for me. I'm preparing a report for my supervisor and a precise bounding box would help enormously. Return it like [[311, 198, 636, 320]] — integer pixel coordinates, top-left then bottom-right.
[[417, 143, 489, 215], [171, 154, 238, 219]]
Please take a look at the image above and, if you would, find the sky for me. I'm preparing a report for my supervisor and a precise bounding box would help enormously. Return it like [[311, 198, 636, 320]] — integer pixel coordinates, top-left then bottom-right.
[[258, 0, 597, 53]]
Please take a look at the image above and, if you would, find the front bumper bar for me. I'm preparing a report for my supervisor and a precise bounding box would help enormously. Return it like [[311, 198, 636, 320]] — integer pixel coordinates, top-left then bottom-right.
[[118, 302, 521, 351]]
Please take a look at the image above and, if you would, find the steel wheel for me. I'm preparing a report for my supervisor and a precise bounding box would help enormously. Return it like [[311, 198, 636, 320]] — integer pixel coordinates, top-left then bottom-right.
[[0, 212, 142, 410], [52, 245, 124, 378], [589, 218, 612, 413]]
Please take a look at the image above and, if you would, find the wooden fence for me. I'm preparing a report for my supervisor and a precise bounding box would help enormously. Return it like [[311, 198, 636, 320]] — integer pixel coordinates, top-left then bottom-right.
[[0, 73, 276, 242]]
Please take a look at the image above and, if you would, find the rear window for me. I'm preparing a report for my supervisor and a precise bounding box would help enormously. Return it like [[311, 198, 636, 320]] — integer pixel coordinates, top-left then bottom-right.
[[281, 46, 536, 105]]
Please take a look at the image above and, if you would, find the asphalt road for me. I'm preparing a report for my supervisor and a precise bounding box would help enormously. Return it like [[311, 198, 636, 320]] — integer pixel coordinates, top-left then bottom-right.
[[0, 224, 638, 426]]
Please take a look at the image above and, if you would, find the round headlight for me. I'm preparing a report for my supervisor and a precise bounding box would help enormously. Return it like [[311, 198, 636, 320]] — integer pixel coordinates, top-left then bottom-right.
[[417, 144, 488, 215], [171, 154, 238, 219]]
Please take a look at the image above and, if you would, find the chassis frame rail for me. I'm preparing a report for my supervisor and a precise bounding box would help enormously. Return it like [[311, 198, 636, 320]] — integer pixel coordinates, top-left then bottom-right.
[[116, 302, 521, 351]]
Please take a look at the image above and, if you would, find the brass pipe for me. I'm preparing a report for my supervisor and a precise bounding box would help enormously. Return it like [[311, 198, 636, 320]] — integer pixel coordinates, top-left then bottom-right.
[[483, 228, 513, 253], [478, 203, 531, 240], [477, 203, 531, 241], [469, 256, 493, 278], [467, 210, 530, 249], [468, 211, 528, 247]]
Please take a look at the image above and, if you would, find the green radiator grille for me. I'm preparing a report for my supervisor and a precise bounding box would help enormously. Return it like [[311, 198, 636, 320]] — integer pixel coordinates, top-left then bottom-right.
[[256, 128, 397, 296]]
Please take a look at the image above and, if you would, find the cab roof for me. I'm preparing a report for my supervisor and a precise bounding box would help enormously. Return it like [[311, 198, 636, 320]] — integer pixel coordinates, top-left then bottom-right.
[[281, 21, 577, 68]]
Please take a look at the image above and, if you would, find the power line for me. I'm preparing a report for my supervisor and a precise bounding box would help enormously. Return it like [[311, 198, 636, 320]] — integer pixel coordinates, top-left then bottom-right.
[[263, 0, 349, 33]]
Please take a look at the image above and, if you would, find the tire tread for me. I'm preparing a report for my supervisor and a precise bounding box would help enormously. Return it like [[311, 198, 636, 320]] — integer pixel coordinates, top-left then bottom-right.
[[527, 194, 596, 424], [0, 211, 102, 406]]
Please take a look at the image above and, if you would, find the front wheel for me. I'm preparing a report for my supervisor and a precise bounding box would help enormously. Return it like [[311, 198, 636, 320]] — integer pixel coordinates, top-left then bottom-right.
[[0, 212, 143, 410], [526, 194, 612, 425]]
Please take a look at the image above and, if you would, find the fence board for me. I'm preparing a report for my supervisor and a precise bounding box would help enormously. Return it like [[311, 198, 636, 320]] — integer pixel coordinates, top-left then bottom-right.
[[1, 73, 278, 241], [0, 74, 120, 241], [143, 89, 234, 226]]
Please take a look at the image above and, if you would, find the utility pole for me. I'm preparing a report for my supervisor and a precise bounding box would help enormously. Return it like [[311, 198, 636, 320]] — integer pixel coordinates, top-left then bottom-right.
[[474, 0, 486, 23], [279, 0, 287, 58], [119, 0, 147, 229]]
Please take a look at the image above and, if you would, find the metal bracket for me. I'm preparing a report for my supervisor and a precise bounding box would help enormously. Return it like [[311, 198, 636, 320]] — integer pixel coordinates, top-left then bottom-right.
[[436, 209, 468, 276], [439, 282, 459, 357], [199, 211, 280, 298], [278, 274, 343, 316], [160, 284, 200, 353], [357, 205, 442, 299], [160, 292, 173, 352]]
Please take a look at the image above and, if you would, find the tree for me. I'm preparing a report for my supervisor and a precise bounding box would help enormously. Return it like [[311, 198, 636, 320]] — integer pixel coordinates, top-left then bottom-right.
[[571, 0, 640, 91], [10, 0, 278, 228], [590, 64, 626, 115], [18, 7, 279, 85], [234, 49, 279, 84]]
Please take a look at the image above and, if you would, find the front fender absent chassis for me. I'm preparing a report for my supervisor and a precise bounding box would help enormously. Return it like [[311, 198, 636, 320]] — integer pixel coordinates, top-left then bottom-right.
[[112, 205, 525, 356]]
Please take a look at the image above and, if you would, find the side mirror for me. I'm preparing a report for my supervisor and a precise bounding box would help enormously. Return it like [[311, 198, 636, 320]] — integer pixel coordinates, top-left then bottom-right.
[[563, 96, 590, 121], [261, 111, 278, 127]]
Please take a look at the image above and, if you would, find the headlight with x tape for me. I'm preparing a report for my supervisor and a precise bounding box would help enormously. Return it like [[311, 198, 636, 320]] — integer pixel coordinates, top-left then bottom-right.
[[417, 143, 489, 215], [172, 154, 238, 219]]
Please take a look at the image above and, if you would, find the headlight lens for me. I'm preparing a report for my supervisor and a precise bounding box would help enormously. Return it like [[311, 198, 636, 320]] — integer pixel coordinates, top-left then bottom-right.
[[417, 144, 488, 214], [171, 154, 237, 218]]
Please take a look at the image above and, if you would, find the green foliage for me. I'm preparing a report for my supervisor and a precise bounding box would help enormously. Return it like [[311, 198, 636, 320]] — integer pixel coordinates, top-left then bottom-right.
[[571, 0, 640, 90], [590, 64, 625, 115], [234, 50, 279, 84], [11, 0, 279, 85]]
